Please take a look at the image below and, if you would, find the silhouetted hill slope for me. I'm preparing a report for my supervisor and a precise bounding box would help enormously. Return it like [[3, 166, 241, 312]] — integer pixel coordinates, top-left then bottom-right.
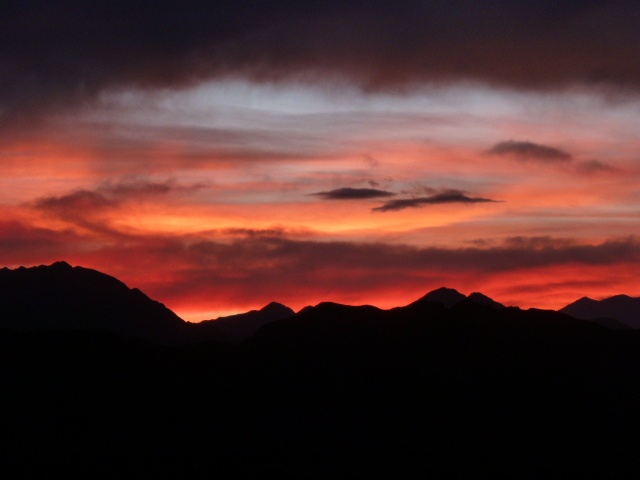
[[406, 287, 505, 310], [0, 262, 297, 345], [3, 277, 640, 476], [257, 295, 601, 347], [467, 291, 506, 309], [411, 286, 467, 308], [189, 301, 295, 342], [560, 294, 640, 329], [0, 261, 187, 344], [234, 298, 640, 475]]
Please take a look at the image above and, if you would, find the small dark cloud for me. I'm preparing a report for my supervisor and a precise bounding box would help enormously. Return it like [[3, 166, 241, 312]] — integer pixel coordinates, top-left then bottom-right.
[[400, 185, 437, 196], [575, 159, 616, 174], [312, 187, 396, 200], [502, 236, 577, 249], [98, 178, 207, 199], [219, 227, 313, 238], [486, 141, 618, 175], [34, 190, 115, 212], [373, 189, 499, 212], [97, 180, 172, 198], [486, 140, 573, 162]]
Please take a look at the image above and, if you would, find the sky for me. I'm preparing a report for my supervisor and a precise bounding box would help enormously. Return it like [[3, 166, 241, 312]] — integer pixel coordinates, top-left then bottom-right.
[[2, 1, 640, 320]]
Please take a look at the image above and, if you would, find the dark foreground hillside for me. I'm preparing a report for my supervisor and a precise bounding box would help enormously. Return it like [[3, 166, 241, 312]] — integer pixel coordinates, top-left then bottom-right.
[[3, 300, 640, 477], [0, 262, 295, 345]]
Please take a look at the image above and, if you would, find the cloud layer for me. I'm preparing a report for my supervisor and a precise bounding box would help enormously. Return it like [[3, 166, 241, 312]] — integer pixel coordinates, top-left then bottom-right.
[[2, 217, 638, 315], [2, 3, 639, 319], [3, 1, 640, 125]]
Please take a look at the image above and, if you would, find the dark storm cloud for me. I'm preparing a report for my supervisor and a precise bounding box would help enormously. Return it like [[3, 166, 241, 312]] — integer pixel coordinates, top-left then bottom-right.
[[139, 234, 640, 306], [4, 219, 639, 309], [183, 235, 640, 273], [148, 234, 640, 310], [486, 141, 573, 162], [373, 190, 498, 212], [5, 221, 639, 275], [312, 187, 396, 200], [3, 1, 640, 126]]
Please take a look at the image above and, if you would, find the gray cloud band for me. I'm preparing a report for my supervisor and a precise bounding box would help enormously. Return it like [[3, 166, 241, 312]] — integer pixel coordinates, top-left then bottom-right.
[[3, 1, 640, 126]]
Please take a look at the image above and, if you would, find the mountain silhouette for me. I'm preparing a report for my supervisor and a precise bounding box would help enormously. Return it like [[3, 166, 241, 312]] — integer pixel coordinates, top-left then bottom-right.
[[411, 286, 467, 307], [0, 261, 187, 344], [560, 294, 640, 329], [0, 261, 297, 344], [3, 262, 640, 476], [407, 286, 505, 310], [4, 262, 624, 349], [467, 291, 506, 309], [189, 301, 295, 342]]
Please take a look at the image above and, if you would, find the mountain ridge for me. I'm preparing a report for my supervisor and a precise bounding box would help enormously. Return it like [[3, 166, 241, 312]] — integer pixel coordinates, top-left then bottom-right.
[[190, 301, 295, 342], [559, 294, 640, 329], [0, 260, 186, 344], [3, 262, 640, 475], [1, 262, 638, 346]]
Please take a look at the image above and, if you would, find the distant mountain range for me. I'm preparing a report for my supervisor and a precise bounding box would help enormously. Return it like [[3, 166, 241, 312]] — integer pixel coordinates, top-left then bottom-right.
[[3, 261, 640, 475], [1, 262, 638, 345], [559, 295, 640, 329], [190, 301, 295, 342]]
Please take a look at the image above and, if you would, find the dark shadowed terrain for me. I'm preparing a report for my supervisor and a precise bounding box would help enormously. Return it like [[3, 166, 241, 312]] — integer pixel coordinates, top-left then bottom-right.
[[560, 294, 640, 329], [2, 263, 640, 477], [0, 262, 294, 345]]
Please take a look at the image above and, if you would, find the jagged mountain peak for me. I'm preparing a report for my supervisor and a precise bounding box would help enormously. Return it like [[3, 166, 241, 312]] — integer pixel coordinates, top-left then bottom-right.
[[467, 292, 505, 309], [260, 301, 295, 316], [566, 296, 597, 306], [50, 260, 73, 269]]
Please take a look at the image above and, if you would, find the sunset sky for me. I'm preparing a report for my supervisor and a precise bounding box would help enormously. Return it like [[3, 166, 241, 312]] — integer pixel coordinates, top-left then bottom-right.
[[2, 1, 640, 320]]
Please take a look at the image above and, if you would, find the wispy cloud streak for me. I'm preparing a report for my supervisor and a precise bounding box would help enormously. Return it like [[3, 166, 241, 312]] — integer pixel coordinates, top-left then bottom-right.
[[373, 190, 499, 212], [486, 141, 572, 163], [312, 187, 395, 200]]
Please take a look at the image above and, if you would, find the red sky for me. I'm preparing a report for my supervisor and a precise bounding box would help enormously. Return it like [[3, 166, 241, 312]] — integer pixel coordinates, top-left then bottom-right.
[[2, 2, 640, 320]]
